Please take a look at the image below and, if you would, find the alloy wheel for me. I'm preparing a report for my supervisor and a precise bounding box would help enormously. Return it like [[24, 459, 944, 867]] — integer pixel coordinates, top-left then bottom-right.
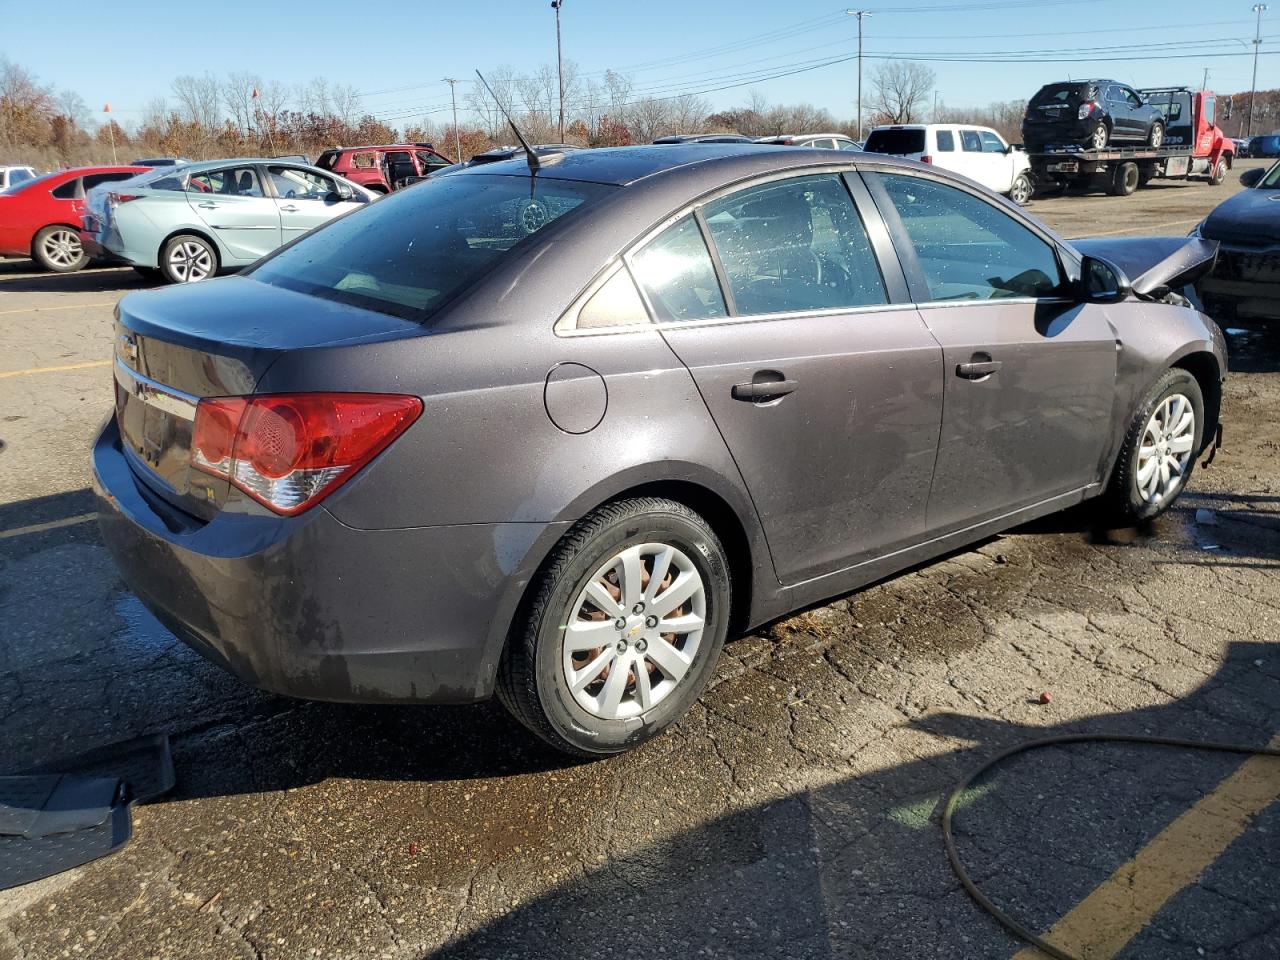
[[168, 241, 214, 282], [41, 229, 82, 269], [1091, 124, 1108, 150], [1010, 176, 1032, 205], [1150, 124, 1164, 148], [562, 542, 706, 721], [1136, 393, 1195, 505]]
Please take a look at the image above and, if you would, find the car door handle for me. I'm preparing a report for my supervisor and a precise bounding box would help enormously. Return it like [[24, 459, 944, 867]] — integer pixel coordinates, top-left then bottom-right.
[[278, 204, 299, 213], [196, 202, 218, 209], [731, 377, 799, 402], [956, 357, 1002, 380]]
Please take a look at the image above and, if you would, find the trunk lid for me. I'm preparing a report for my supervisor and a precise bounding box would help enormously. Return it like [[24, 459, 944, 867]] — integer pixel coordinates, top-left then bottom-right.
[[113, 276, 424, 519]]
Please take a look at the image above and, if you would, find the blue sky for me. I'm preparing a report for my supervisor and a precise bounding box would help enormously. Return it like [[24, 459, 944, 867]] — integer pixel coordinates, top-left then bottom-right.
[[6, 0, 1278, 126]]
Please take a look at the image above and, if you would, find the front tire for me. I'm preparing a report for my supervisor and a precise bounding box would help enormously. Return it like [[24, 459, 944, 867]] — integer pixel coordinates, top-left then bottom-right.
[[160, 234, 218, 284], [32, 226, 87, 273], [497, 498, 731, 757], [1009, 172, 1033, 206], [1148, 121, 1164, 149], [1103, 369, 1204, 523]]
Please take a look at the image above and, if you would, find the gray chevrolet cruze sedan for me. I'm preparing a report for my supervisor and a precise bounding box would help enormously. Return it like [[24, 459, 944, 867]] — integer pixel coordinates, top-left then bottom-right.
[[95, 145, 1226, 756]]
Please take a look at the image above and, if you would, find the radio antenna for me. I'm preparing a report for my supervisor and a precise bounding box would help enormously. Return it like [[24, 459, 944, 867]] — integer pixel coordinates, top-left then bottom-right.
[[475, 70, 541, 175]]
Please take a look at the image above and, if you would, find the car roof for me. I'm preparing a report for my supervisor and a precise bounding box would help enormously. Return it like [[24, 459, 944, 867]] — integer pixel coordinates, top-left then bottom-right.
[[453, 142, 903, 187], [327, 144, 439, 153]]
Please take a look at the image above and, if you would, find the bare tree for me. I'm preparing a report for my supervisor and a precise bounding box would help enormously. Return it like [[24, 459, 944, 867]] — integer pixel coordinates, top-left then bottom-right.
[[171, 72, 221, 131], [626, 97, 673, 143], [223, 72, 262, 137], [331, 83, 361, 129], [869, 61, 935, 124]]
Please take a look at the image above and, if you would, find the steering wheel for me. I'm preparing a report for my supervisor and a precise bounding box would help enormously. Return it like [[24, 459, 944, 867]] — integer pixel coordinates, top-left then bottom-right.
[[286, 189, 296, 199]]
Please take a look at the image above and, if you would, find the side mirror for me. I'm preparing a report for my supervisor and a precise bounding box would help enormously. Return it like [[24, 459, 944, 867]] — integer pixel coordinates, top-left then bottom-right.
[[331, 181, 354, 201], [1240, 167, 1266, 188], [1080, 255, 1132, 304]]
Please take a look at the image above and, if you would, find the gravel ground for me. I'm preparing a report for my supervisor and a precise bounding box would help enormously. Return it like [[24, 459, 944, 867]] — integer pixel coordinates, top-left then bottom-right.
[[0, 166, 1277, 960]]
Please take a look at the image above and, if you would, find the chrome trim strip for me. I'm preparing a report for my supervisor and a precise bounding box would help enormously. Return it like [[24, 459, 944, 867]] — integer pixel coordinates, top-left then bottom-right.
[[113, 357, 199, 421]]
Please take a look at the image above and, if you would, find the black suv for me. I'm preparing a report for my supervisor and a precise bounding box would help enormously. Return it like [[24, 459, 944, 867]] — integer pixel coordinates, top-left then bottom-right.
[[1023, 80, 1165, 152]]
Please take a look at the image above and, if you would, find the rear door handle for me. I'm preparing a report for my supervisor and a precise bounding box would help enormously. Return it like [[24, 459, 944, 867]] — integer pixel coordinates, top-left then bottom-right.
[[279, 204, 299, 213], [731, 378, 799, 402], [956, 358, 1002, 380]]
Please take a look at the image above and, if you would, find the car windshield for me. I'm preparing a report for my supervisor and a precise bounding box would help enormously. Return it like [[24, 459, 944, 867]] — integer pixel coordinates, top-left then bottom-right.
[[1260, 162, 1280, 188], [250, 173, 612, 321], [863, 129, 926, 155]]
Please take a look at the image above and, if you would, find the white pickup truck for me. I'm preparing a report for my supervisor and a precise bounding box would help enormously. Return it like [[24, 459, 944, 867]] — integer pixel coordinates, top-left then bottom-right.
[[863, 124, 1034, 205]]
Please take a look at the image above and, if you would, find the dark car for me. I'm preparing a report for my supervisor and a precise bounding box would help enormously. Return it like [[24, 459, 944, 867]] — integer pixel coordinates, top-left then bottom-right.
[[94, 144, 1225, 757], [1023, 80, 1166, 151], [1249, 134, 1280, 158], [1194, 162, 1280, 320], [652, 134, 755, 144]]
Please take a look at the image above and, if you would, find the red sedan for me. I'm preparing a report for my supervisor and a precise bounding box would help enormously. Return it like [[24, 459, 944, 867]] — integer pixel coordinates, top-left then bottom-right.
[[0, 165, 147, 272]]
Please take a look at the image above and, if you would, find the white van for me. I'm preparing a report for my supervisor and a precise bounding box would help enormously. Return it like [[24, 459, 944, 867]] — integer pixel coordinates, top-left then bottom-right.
[[863, 125, 1034, 205]]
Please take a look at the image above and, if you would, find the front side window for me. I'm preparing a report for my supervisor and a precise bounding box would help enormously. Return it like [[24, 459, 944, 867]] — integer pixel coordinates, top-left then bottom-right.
[[1202, 97, 1215, 126], [252, 174, 609, 321], [960, 130, 983, 152], [1124, 88, 1143, 107], [417, 151, 451, 171], [877, 173, 1062, 302], [189, 167, 264, 197], [702, 174, 886, 315], [268, 166, 337, 200], [935, 130, 956, 152], [980, 131, 1006, 153], [630, 216, 727, 322], [838, 139, 861, 151]]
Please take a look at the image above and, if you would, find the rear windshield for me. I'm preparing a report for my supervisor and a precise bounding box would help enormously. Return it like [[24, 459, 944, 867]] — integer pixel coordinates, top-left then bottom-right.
[[1030, 83, 1089, 106], [250, 174, 612, 321], [863, 129, 926, 155]]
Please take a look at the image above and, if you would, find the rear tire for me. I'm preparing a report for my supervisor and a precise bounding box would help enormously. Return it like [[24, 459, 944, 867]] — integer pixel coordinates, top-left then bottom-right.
[[32, 226, 87, 273], [1101, 369, 1204, 524], [1110, 161, 1140, 196], [160, 234, 218, 284], [497, 498, 731, 757], [1089, 122, 1110, 150]]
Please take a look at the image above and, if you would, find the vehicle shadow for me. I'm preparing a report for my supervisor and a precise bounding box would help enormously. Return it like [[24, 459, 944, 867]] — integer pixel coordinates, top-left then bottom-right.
[[0, 263, 149, 294], [428, 642, 1278, 958]]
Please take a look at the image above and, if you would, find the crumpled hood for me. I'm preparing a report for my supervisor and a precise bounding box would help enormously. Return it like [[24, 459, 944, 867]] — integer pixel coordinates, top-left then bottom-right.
[[1199, 186, 1280, 247], [1072, 237, 1219, 298]]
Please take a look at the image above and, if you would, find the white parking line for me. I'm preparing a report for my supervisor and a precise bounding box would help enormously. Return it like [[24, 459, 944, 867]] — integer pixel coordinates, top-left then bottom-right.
[[1067, 217, 1203, 239], [0, 300, 116, 316], [0, 513, 97, 540]]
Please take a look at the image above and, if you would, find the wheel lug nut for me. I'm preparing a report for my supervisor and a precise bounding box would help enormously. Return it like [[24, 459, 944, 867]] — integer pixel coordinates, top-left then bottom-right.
[[632, 602, 645, 614], [614, 618, 626, 630], [616, 640, 628, 653], [645, 615, 658, 629], [635, 639, 648, 653]]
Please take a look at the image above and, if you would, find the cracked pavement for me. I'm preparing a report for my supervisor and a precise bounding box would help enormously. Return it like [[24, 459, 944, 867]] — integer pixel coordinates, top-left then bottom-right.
[[1, 177, 1278, 959]]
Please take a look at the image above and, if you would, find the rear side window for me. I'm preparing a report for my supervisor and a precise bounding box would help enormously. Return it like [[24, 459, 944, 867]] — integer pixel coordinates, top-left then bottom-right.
[[82, 172, 138, 191], [572, 266, 650, 329], [935, 130, 956, 152], [630, 216, 727, 322], [863, 129, 926, 155], [351, 151, 378, 170], [252, 174, 610, 321], [701, 174, 886, 315], [189, 167, 264, 197], [876, 174, 1062, 302], [52, 178, 80, 199], [961, 130, 982, 152]]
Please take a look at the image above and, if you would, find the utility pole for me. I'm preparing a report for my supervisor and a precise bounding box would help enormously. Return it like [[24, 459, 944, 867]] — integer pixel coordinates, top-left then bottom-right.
[[1202, 67, 1211, 92], [442, 78, 461, 162], [1248, 3, 1268, 138], [846, 10, 872, 141], [552, 0, 566, 142]]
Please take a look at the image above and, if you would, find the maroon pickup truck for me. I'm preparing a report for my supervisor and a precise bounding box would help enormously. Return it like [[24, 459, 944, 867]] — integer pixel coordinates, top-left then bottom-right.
[[315, 143, 453, 194]]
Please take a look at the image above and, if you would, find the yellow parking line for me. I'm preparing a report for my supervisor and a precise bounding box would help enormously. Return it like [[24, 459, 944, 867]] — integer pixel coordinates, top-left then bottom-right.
[[0, 359, 109, 379], [0, 300, 116, 316], [1012, 732, 1280, 960], [1067, 217, 1202, 240]]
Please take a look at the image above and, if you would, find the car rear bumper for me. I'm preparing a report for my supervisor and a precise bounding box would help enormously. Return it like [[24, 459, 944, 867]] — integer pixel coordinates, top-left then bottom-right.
[[93, 415, 562, 705], [1022, 119, 1094, 146]]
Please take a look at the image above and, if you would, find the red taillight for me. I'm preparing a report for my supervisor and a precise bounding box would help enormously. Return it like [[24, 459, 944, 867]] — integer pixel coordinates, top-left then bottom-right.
[[920, 155, 933, 165], [192, 393, 423, 515], [107, 192, 142, 207]]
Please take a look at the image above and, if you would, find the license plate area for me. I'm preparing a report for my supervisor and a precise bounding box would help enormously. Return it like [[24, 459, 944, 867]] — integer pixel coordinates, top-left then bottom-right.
[[1047, 161, 1079, 173]]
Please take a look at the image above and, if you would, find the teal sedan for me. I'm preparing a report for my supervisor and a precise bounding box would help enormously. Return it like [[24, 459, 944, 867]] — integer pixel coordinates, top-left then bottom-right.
[[80, 158, 373, 284]]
